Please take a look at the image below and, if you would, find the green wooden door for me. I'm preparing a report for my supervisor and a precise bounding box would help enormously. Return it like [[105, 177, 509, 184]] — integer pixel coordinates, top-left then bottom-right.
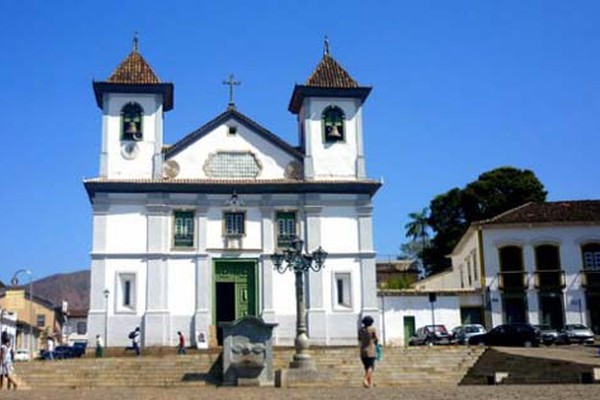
[[214, 260, 257, 322], [404, 316, 416, 346]]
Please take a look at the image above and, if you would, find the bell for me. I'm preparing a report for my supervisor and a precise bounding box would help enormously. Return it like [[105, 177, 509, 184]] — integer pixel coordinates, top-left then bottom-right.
[[125, 121, 138, 135], [328, 124, 342, 138]]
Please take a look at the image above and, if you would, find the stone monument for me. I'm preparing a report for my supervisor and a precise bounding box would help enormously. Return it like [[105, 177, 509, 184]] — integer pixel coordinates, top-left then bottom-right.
[[220, 316, 278, 386]]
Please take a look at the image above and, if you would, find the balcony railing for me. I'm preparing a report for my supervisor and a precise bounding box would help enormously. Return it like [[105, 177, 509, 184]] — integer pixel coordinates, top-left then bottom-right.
[[582, 269, 600, 289], [533, 270, 566, 289], [497, 271, 528, 290]]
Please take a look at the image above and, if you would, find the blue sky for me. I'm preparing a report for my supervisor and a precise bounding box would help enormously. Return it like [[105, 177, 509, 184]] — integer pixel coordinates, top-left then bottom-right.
[[1, 1, 599, 283]]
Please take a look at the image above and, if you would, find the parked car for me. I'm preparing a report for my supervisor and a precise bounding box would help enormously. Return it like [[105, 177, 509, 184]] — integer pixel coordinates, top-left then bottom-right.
[[534, 324, 559, 345], [409, 325, 451, 346], [40, 345, 82, 360], [71, 342, 87, 358], [453, 324, 487, 345], [556, 324, 595, 345], [468, 323, 541, 347], [13, 348, 31, 362]]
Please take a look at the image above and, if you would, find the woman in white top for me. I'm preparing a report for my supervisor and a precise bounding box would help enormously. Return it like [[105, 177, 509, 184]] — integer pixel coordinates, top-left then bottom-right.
[[0, 336, 18, 390]]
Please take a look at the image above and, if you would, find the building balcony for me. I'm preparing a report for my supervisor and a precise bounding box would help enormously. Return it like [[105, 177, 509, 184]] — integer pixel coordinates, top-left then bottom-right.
[[581, 269, 600, 289], [533, 270, 566, 290], [497, 271, 527, 291]]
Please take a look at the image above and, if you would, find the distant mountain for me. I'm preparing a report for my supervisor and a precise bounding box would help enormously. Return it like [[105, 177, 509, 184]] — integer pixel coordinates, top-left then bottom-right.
[[32, 270, 90, 313]]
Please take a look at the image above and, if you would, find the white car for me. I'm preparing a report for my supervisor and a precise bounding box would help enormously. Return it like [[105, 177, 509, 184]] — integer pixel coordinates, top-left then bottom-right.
[[13, 348, 31, 362], [454, 324, 487, 345]]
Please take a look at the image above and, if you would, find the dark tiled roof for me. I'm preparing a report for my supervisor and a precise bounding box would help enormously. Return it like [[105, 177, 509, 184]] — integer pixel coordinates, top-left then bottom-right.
[[479, 201, 600, 225], [107, 51, 161, 84], [306, 54, 359, 88], [288, 53, 370, 114]]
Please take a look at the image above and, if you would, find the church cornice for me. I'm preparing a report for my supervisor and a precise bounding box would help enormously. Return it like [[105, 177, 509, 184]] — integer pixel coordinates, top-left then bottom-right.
[[83, 178, 382, 201], [92, 81, 174, 111], [288, 85, 371, 114]]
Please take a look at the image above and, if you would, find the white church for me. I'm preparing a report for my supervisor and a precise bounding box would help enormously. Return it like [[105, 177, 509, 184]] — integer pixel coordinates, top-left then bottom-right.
[[86, 40, 381, 348]]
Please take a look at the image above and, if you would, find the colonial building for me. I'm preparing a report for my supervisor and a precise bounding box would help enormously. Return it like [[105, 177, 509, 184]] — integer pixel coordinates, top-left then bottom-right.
[[413, 200, 600, 334], [85, 42, 381, 348], [0, 288, 66, 352]]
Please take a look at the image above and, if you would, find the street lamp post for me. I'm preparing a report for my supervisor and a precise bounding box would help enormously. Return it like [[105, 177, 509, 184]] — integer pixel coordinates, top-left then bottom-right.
[[103, 289, 110, 347], [11, 269, 33, 354], [270, 236, 327, 370]]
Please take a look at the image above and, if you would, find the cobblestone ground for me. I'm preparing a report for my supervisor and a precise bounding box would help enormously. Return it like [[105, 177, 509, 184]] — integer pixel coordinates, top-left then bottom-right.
[[1, 385, 599, 400]]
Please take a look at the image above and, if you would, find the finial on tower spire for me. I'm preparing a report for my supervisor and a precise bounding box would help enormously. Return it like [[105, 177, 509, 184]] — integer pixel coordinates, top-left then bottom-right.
[[324, 35, 330, 56], [132, 31, 139, 52]]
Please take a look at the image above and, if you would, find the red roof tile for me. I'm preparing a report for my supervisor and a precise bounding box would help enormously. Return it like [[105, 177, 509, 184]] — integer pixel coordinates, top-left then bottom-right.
[[107, 51, 161, 84], [479, 200, 600, 225], [306, 54, 359, 88]]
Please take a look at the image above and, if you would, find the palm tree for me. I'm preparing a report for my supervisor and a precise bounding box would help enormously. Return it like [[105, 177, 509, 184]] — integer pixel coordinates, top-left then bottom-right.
[[405, 208, 430, 246]]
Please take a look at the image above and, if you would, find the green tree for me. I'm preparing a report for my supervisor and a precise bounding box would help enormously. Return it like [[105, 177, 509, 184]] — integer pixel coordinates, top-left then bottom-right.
[[423, 167, 547, 276], [462, 167, 547, 222]]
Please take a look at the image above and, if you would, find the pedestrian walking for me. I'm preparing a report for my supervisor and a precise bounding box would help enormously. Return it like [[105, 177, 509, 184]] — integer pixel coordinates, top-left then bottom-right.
[[129, 327, 141, 356], [95, 335, 104, 358], [0, 336, 17, 390], [358, 315, 378, 388], [177, 331, 186, 355], [46, 336, 55, 360]]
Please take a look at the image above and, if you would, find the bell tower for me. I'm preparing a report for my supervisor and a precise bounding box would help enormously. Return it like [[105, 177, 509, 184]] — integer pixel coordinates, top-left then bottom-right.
[[93, 37, 174, 179], [288, 40, 371, 180]]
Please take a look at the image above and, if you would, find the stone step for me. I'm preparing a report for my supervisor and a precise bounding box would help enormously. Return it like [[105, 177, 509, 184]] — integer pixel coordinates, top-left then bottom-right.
[[15, 346, 483, 389]]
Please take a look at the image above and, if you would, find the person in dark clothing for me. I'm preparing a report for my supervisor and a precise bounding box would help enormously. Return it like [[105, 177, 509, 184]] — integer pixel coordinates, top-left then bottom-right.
[[177, 331, 186, 355], [358, 315, 379, 388]]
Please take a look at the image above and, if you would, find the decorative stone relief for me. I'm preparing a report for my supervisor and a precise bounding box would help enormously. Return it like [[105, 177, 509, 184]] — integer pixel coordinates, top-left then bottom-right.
[[203, 151, 262, 178]]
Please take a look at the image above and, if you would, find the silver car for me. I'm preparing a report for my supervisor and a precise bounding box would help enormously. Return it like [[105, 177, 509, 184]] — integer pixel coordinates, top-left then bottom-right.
[[558, 324, 595, 345]]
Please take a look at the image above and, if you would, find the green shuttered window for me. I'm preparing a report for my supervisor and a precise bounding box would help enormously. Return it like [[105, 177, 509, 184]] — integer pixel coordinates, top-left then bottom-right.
[[174, 210, 195, 248], [276, 211, 296, 249]]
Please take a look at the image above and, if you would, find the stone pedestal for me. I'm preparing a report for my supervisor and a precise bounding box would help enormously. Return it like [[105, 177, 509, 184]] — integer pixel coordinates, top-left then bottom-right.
[[275, 368, 332, 388]]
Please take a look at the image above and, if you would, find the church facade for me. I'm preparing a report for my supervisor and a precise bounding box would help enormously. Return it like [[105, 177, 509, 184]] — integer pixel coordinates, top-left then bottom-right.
[[86, 42, 381, 348]]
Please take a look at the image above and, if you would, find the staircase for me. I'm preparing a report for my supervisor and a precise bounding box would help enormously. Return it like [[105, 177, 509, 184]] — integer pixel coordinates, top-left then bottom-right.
[[14, 346, 484, 389], [461, 347, 600, 385]]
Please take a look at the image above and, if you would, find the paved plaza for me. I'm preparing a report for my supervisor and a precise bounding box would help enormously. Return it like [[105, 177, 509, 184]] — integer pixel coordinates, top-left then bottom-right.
[[1, 385, 599, 400]]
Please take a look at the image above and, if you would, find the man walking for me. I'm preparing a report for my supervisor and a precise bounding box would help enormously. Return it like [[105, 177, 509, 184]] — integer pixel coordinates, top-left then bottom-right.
[[95, 334, 104, 358], [130, 327, 141, 356]]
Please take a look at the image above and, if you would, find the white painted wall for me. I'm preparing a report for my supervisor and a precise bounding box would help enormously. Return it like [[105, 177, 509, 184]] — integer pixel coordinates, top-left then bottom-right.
[[379, 295, 461, 347], [271, 268, 297, 314], [0, 310, 17, 344], [170, 118, 295, 180], [481, 224, 600, 327], [205, 206, 264, 250], [103, 93, 163, 179], [167, 259, 196, 316], [322, 259, 363, 313], [320, 207, 360, 253], [103, 205, 148, 253], [303, 97, 361, 180], [415, 229, 481, 291], [104, 259, 148, 316]]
